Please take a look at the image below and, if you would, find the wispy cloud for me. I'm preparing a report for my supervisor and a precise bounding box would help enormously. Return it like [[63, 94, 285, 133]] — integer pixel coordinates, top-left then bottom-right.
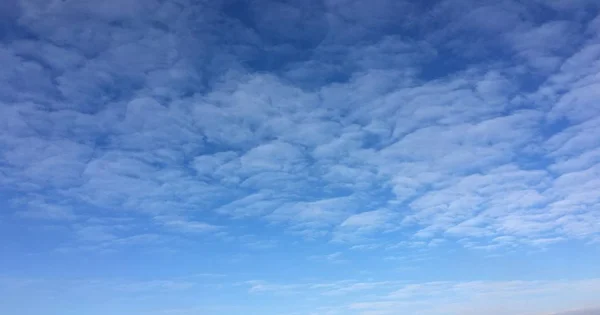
[[231, 277, 600, 315]]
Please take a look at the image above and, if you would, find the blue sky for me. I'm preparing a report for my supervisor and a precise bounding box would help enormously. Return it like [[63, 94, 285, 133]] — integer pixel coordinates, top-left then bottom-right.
[[1, 0, 600, 314]]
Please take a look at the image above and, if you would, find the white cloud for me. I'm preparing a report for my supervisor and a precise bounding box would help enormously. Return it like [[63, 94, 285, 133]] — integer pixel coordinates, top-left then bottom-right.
[[226, 277, 600, 315], [0, 0, 600, 298], [156, 216, 221, 233], [509, 21, 581, 72], [345, 279, 600, 315], [341, 209, 393, 228], [268, 196, 360, 235]]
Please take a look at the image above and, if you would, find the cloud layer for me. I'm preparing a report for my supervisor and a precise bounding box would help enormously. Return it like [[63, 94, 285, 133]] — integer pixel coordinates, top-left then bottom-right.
[[1, 0, 600, 314]]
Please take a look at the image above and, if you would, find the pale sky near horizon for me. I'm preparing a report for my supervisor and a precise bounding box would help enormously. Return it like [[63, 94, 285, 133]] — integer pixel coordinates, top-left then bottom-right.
[[1, 0, 600, 314]]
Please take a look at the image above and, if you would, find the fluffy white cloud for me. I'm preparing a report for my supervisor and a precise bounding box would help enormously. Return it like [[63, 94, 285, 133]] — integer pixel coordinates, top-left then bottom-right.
[[1, 2, 600, 314]]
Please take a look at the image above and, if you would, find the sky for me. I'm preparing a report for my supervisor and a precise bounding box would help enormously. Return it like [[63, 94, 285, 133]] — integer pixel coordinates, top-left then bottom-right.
[[1, 0, 600, 314]]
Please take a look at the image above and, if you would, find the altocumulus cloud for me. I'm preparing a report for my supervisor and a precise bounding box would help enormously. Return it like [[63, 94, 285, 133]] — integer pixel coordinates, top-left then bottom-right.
[[1, 0, 600, 314]]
